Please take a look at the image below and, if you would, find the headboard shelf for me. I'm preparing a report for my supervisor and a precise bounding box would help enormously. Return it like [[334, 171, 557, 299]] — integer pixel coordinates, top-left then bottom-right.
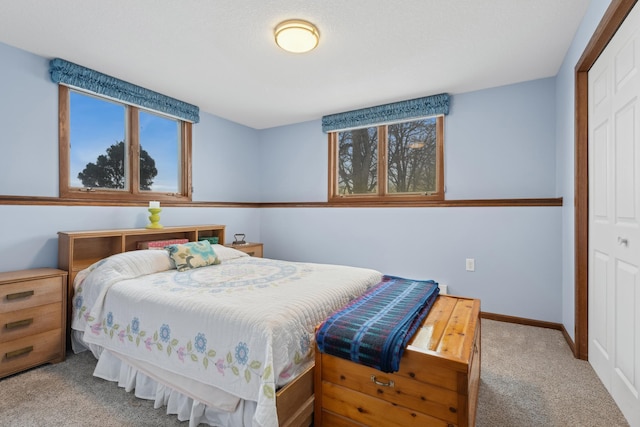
[[59, 225, 225, 284], [58, 224, 226, 337]]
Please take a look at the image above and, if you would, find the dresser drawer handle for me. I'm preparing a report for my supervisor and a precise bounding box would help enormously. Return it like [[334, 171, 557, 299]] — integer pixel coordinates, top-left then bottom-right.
[[5, 346, 34, 359], [6, 290, 35, 301], [246, 251, 255, 256], [6, 318, 34, 329], [371, 375, 394, 387]]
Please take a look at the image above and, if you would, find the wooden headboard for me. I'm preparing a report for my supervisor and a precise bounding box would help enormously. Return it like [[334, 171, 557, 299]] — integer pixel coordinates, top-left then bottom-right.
[[57, 224, 225, 336]]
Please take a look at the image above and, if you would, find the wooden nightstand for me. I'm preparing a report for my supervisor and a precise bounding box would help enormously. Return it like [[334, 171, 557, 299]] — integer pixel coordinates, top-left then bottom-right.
[[225, 242, 263, 258], [0, 268, 67, 378]]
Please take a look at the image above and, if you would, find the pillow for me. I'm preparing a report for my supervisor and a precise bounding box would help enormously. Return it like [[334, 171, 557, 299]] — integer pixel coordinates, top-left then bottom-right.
[[211, 244, 250, 262], [165, 241, 220, 272]]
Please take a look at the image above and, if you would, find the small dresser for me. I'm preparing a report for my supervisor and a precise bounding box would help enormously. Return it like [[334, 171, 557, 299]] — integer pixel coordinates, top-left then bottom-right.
[[315, 295, 481, 427], [0, 268, 67, 378]]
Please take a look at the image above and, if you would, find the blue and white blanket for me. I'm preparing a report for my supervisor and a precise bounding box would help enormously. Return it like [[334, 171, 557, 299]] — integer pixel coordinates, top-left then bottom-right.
[[72, 245, 381, 427], [316, 275, 439, 373]]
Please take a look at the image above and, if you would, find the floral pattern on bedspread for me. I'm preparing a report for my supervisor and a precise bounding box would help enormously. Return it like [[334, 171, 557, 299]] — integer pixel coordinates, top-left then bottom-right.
[[98, 313, 276, 396], [71, 250, 381, 427]]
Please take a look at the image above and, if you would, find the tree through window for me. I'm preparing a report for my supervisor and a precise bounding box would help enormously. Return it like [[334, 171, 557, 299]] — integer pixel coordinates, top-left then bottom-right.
[[329, 116, 444, 202], [77, 141, 158, 190], [58, 86, 192, 202]]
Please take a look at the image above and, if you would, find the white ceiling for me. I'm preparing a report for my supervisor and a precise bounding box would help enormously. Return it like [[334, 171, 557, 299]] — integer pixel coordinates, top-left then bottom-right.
[[0, 0, 589, 129]]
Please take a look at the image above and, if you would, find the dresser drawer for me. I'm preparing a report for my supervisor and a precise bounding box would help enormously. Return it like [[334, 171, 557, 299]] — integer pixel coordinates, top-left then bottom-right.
[[0, 269, 67, 378], [0, 302, 63, 344], [0, 276, 63, 313], [0, 329, 64, 378]]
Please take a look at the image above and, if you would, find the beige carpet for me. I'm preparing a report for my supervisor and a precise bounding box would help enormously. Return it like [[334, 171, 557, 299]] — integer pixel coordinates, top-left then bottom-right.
[[477, 319, 628, 427], [0, 319, 629, 426]]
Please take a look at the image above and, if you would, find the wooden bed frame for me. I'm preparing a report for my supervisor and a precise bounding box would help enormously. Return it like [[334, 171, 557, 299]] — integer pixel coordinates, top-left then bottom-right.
[[58, 225, 314, 427]]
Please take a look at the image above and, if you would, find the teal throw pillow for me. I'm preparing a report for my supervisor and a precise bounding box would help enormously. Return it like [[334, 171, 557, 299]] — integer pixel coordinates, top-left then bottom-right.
[[165, 240, 220, 272]]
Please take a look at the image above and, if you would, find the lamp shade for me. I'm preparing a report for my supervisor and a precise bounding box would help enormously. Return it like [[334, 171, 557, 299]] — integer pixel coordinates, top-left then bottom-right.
[[275, 20, 319, 53]]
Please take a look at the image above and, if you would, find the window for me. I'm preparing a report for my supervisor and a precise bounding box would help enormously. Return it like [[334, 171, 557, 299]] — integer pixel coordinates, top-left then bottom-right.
[[58, 86, 192, 202], [328, 115, 444, 202]]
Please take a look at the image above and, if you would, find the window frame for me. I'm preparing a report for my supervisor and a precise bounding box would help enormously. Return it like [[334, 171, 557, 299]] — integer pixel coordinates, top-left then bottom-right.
[[328, 115, 444, 202], [58, 85, 192, 202]]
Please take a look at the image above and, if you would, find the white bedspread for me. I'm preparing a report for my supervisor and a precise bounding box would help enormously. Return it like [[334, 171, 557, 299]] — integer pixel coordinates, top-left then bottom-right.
[[72, 246, 381, 427]]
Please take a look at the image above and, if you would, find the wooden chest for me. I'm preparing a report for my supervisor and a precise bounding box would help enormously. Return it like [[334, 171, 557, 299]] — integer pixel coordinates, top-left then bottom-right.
[[314, 295, 481, 427]]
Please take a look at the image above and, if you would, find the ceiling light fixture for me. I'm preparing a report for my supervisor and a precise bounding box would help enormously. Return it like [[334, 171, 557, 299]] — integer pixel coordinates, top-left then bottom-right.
[[274, 20, 320, 54]]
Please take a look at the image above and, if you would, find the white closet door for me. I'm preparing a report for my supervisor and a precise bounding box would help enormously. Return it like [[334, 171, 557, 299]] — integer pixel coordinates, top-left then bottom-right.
[[588, 4, 640, 426]]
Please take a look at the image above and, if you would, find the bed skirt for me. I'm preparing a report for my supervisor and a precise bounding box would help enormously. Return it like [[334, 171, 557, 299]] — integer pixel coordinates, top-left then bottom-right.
[[73, 331, 258, 427]]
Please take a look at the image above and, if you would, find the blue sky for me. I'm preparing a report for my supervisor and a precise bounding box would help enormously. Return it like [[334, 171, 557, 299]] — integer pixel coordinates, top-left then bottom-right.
[[69, 91, 179, 192]]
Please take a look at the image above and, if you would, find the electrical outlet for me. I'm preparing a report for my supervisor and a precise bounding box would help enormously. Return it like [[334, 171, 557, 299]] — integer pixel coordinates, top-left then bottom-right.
[[465, 258, 475, 272]]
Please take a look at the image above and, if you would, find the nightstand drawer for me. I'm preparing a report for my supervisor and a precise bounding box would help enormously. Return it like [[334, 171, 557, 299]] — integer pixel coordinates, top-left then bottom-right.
[[0, 329, 63, 378], [0, 302, 63, 344], [226, 243, 263, 258], [0, 276, 63, 313], [0, 268, 67, 379]]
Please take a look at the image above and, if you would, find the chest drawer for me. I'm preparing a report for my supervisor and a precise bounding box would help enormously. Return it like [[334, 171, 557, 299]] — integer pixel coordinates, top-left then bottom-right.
[[0, 329, 63, 378], [0, 276, 63, 313], [321, 353, 460, 424], [321, 381, 451, 427], [0, 302, 63, 343], [0, 268, 67, 378]]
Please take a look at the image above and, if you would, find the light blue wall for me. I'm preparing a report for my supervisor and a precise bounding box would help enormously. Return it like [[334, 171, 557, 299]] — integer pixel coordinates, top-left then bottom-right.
[[0, 41, 261, 202], [555, 0, 612, 340], [258, 78, 558, 202], [0, 41, 262, 272], [0, 42, 59, 196], [446, 78, 557, 199], [0, 205, 260, 272], [258, 78, 563, 322], [261, 206, 562, 321], [258, 120, 327, 202], [193, 114, 260, 202]]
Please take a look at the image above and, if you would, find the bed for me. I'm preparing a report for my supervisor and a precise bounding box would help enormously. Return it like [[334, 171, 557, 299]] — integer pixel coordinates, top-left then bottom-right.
[[63, 229, 382, 427]]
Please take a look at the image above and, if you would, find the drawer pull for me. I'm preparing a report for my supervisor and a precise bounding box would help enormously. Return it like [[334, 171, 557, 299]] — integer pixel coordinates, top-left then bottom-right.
[[5, 346, 34, 359], [6, 290, 35, 301], [6, 318, 34, 329], [246, 251, 255, 256], [371, 375, 394, 387]]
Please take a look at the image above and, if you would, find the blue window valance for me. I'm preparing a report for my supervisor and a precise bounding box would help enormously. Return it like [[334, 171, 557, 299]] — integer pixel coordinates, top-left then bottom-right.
[[49, 58, 199, 123], [322, 93, 449, 133]]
